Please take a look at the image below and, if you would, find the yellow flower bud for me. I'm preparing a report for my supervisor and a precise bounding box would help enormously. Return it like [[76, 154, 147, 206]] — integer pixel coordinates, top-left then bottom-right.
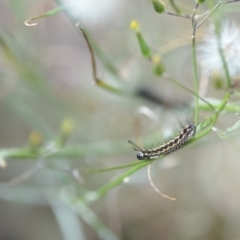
[[28, 131, 42, 147], [130, 20, 139, 31]]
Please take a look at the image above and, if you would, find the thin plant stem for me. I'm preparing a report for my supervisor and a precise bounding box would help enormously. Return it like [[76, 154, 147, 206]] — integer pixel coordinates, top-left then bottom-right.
[[165, 11, 191, 19], [76, 22, 100, 84], [147, 163, 176, 200], [197, 2, 221, 29], [214, 26, 232, 88], [191, 3, 199, 18], [197, 100, 240, 112], [75, 22, 127, 94], [190, 3, 200, 125], [217, 41, 232, 88], [82, 161, 143, 173], [192, 91, 230, 142], [24, 6, 63, 26], [0, 160, 44, 187], [162, 73, 216, 111], [169, 0, 182, 14], [94, 161, 150, 200], [223, 0, 240, 3], [191, 19, 199, 125]]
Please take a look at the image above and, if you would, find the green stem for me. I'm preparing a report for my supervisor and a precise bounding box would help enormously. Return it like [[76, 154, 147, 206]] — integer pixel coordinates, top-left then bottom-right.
[[163, 73, 215, 111], [197, 2, 221, 29], [190, 3, 200, 125], [192, 91, 230, 142], [216, 33, 232, 88], [82, 161, 142, 173], [0, 140, 129, 160], [197, 100, 240, 112], [0, 148, 37, 159], [94, 161, 150, 200], [192, 23, 199, 125], [169, 0, 181, 14], [24, 6, 63, 26]]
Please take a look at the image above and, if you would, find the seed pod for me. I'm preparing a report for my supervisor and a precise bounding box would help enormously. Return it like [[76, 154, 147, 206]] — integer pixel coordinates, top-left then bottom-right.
[[152, 0, 165, 14]]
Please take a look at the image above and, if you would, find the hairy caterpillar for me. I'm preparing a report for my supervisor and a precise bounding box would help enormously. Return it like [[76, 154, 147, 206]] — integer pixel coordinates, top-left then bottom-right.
[[128, 124, 196, 160]]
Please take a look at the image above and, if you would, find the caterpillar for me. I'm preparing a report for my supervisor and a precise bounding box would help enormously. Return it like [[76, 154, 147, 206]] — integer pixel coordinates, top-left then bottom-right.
[[128, 123, 196, 160]]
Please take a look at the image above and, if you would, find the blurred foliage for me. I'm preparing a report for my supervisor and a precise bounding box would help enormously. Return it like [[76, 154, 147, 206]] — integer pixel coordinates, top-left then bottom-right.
[[0, 0, 240, 240]]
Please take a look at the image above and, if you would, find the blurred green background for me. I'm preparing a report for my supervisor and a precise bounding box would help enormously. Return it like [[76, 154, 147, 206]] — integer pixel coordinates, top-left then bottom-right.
[[0, 0, 240, 240]]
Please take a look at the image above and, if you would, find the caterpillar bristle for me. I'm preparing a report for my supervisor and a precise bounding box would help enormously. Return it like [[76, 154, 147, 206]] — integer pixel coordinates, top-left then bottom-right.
[[128, 140, 144, 152]]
